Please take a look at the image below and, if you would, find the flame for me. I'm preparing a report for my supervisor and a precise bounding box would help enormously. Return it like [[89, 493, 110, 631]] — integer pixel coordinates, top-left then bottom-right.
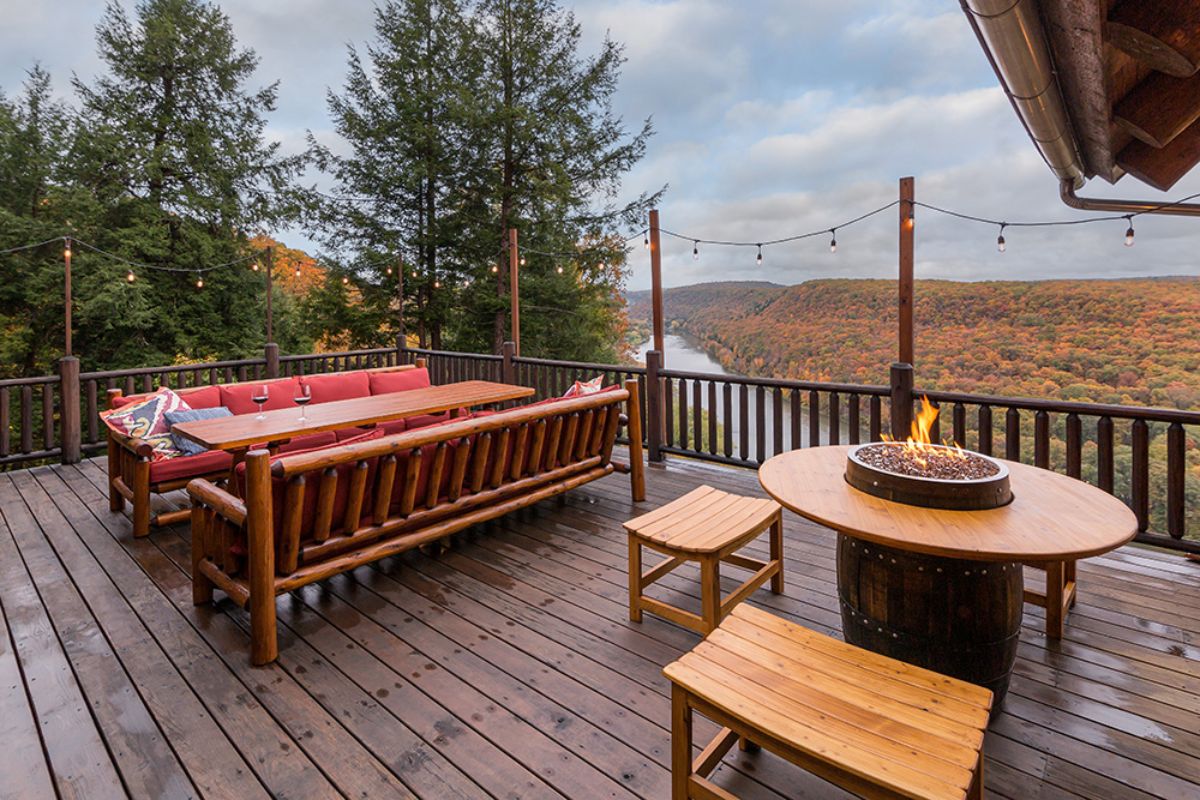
[[884, 396, 967, 463]]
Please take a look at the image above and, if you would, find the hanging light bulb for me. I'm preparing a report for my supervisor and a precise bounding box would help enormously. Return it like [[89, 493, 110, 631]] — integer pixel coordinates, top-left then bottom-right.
[[63, 243, 71, 258], [829, 229, 838, 254], [997, 223, 1007, 253], [433, 277, 440, 288], [341, 275, 350, 285], [386, 265, 392, 275], [1124, 216, 1135, 247], [251, 261, 259, 271], [125, 268, 136, 283], [599, 260, 606, 270], [294, 265, 301, 278], [643, 232, 650, 249], [491, 264, 499, 273], [519, 255, 526, 266], [756, 244, 763, 265], [195, 272, 204, 289], [693, 241, 699, 260], [556, 264, 564, 274]]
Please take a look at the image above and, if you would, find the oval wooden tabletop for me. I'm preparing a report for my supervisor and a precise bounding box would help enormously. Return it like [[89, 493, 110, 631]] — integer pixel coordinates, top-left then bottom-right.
[[758, 445, 1138, 562]]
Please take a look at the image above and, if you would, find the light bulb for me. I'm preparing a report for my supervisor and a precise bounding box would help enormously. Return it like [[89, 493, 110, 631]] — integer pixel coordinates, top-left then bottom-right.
[[599, 261, 606, 270], [693, 241, 699, 260], [386, 266, 392, 275], [196, 274, 204, 288], [251, 262, 259, 271], [756, 244, 763, 265], [643, 233, 649, 249], [433, 279, 440, 288], [491, 264, 499, 273], [63, 247, 71, 258], [295, 267, 301, 277], [126, 269, 136, 283], [556, 264, 564, 274], [342, 275, 349, 285], [829, 231, 838, 254], [1124, 218, 1135, 247], [519, 255, 526, 266], [997, 224, 1007, 253]]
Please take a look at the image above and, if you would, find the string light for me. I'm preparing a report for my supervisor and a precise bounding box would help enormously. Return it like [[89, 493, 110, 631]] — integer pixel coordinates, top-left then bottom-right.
[[599, 261, 606, 270], [756, 244, 763, 265], [491, 264, 499, 273], [433, 277, 440, 288], [519, 255, 526, 266], [556, 264, 564, 274], [997, 223, 1007, 253], [125, 268, 136, 283], [195, 272, 204, 289], [693, 241, 699, 260], [643, 232, 649, 249], [294, 264, 301, 278], [386, 265, 392, 275], [341, 275, 350, 285], [1124, 216, 1135, 247], [829, 229, 837, 254], [251, 261, 259, 271], [63, 243, 71, 258]]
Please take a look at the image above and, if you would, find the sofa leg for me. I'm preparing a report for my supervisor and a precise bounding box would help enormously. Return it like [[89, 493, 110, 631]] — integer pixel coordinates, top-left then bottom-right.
[[106, 437, 125, 513], [250, 594, 278, 666], [132, 459, 151, 538], [190, 506, 214, 606]]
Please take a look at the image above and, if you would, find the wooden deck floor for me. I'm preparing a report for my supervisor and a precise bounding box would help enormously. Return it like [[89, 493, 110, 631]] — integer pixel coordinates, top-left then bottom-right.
[[2, 455, 1199, 799]]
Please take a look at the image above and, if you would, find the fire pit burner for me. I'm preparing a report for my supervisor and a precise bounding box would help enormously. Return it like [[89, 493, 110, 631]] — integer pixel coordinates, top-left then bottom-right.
[[846, 442, 1013, 510]]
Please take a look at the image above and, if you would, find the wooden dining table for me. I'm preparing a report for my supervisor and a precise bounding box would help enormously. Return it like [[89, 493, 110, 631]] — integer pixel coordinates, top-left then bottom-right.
[[758, 445, 1137, 711], [172, 380, 535, 483]]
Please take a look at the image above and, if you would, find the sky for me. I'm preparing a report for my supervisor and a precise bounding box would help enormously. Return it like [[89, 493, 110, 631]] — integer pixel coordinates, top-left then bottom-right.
[[3, 0, 1199, 291]]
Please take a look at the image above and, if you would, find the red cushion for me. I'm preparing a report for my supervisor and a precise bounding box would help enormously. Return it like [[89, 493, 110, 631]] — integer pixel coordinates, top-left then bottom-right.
[[369, 367, 431, 395], [301, 371, 370, 404], [149, 449, 233, 484], [277, 431, 338, 453], [219, 377, 300, 415], [403, 411, 457, 430], [378, 419, 406, 436], [177, 385, 222, 409], [335, 426, 373, 441]]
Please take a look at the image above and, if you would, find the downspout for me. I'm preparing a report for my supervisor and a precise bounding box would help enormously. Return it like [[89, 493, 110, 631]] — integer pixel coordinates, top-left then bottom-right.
[[1060, 179, 1200, 217], [962, 0, 1085, 189]]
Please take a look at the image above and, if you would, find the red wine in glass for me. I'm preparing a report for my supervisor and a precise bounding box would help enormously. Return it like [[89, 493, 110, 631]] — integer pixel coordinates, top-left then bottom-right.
[[294, 384, 312, 421], [252, 385, 269, 420]]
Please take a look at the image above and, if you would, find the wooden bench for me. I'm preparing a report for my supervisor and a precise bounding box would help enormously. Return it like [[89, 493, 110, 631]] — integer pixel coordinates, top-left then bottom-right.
[[624, 486, 782, 635], [664, 604, 992, 800]]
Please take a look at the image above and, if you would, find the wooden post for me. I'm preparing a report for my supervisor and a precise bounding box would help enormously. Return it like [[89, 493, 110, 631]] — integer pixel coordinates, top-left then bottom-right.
[[501, 341, 517, 385], [890, 362, 913, 440], [245, 450, 278, 665], [898, 177, 914, 367], [396, 256, 405, 350], [264, 342, 279, 380], [649, 209, 664, 359], [63, 236, 73, 356], [508, 228, 521, 356], [625, 378, 646, 502], [645, 349, 664, 462], [264, 246, 274, 344], [58, 356, 81, 464]]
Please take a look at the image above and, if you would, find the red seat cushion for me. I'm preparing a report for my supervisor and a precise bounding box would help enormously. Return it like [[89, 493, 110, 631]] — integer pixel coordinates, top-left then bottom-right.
[[378, 419, 406, 436], [403, 411, 459, 430], [219, 377, 301, 415], [149, 449, 233, 484], [335, 426, 374, 441], [369, 367, 431, 395], [275, 431, 338, 453], [300, 371, 370, 404]]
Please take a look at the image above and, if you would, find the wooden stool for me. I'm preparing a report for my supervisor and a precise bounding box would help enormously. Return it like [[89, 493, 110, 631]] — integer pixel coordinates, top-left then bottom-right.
[[624, 486, 783, 635], [664, 604, 993, 800], [1024, 560, 1077, 639]]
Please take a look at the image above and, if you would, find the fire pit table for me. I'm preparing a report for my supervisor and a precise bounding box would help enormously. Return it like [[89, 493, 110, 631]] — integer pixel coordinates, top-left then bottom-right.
[[758, 444, 1136, 711]]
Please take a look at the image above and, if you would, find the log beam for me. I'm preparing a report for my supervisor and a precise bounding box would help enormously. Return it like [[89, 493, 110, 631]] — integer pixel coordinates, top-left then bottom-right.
[[1107, 2, 1200, 78], [1114, 71, 1200, 148]]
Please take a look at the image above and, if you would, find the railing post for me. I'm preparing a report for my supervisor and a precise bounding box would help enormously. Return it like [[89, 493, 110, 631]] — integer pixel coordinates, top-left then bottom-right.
[[645, 349, 664, 462], [264, 342, 279, 379], [889, 362, 913, 439], [58, 355, 81, 464], [501, 341, 516, 385]]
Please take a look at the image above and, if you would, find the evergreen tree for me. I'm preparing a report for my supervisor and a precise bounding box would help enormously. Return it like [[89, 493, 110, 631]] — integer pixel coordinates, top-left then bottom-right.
[[310, 0, 477, 350], [69, 0, 302, 367], [461, 0, 662, 358]]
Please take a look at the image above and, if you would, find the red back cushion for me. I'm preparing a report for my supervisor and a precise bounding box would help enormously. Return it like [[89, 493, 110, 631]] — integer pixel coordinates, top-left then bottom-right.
[[369, 367, 431, 395], [301, 371, 370, 404], [177, 385, 222, 409], [219, 377, 300, 415]]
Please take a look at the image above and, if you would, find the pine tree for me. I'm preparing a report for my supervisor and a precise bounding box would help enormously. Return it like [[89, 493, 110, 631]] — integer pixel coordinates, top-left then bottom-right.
[[461, 0, 662, 358], [69, 0, 302, 366], [310, 0, 478, 350]]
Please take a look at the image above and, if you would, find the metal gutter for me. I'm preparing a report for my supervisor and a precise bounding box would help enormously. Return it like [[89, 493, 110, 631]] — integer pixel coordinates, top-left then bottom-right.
[[1060, 179, 1200, 217], [962, 0, 1086, 188]]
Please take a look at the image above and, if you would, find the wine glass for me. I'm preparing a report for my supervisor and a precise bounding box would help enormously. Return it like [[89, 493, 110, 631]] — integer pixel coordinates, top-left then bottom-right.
[[252, 385, 269, 421], [294, 384, 312, 422]]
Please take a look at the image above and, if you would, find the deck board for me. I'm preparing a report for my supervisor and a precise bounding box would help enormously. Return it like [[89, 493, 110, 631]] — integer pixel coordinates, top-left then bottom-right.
[[0, 454, 1196, 799]]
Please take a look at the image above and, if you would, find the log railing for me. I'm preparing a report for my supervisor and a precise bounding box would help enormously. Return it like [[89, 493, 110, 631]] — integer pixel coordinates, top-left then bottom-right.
[[4, 341, 1197, 553]]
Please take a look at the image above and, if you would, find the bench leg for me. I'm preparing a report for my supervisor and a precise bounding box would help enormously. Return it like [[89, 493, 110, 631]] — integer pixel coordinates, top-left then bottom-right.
[[769, 515, 784, 595], [132, 459, 151, 538], [671, 684, 693, 800], [738, 735, 760, 753], [701, 557, 721, 634], [190, 506, 214, 606], [628, 537, 643, 623], [968, 745, 985, 799]]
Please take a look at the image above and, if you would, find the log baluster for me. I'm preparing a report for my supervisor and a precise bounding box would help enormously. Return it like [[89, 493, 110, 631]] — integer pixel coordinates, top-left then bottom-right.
[[978, 405, 993, 456], [739, 384, 749, 461], [1131, 419, 1149, 532], [1005, 408, 1021, 462], [342, 460, 370, 531], [1065, 413, 1082, 479], [280, 475, 306, 574], [707, 382, 718, 456], [1097, 416, 1114, 493], [848, 393, 861, 445], [772, 387, 783, 456], [1167, 422, 1186, 539], [829, 391, 841, 446], [790, 389, 802, 450], [869, 395, 881, 442], [373, 454, 398, 521], [808, 389, 820, 449], [313, 467, 338, 541], [1034, 410, 1050, 469]]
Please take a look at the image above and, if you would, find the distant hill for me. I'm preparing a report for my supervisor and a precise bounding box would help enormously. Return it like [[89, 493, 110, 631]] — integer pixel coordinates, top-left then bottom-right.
[[626, 277, 1200, 409]]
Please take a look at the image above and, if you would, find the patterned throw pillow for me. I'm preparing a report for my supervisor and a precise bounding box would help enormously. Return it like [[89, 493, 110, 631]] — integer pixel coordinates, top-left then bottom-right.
[[165, 406, 233, 456], [563, 375, 604, 397], [101, 388, 189, 441]]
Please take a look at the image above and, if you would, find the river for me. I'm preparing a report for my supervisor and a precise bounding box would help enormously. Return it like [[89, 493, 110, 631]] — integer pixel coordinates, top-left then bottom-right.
[[634, 333, 826, 459]]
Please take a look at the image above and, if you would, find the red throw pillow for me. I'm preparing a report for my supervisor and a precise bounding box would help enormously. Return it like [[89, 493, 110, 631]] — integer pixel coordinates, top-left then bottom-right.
[[369, 367, 431, 395], [301, 371, 370, 404], [177, 385, 222, 409], [563, 375, 604, 397], [219, 377, 300, 415]]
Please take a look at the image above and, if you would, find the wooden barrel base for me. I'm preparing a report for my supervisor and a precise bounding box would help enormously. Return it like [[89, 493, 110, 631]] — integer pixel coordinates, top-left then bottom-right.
[[837, 534, 1023, 714]]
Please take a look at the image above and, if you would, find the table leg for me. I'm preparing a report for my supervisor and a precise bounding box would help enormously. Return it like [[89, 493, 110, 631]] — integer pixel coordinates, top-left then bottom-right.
[[226, 448, 248, 497]]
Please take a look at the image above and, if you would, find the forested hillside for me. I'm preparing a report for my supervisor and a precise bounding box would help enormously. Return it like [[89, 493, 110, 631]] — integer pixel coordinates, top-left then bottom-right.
[[628, 278, 1200, 409]]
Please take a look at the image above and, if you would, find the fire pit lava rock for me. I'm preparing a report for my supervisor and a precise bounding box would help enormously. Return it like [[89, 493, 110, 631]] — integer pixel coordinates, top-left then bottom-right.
[[845, 441, 1013, 510]]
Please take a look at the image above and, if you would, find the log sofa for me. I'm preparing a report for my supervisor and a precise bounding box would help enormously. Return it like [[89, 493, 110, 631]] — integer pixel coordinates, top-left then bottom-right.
[[106, 362, 428, 538], [187, 379, 645, 664]]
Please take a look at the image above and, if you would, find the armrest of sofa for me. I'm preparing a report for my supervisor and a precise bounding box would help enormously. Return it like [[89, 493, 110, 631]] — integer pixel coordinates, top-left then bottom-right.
[[187, 478, 247, 528], [107, 427, 155, 458]]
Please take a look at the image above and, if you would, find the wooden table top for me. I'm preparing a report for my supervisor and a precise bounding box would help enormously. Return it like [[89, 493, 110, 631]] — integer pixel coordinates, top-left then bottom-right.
[[758, 445, 1137, 562], [172, 380, 535, 451]]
